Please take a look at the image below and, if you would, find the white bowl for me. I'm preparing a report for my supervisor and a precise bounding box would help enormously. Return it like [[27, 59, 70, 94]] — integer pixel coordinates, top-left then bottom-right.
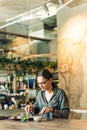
[[33, 115, 42, 122]]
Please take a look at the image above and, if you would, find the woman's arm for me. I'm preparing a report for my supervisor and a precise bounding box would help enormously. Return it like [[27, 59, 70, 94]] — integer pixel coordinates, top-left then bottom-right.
[[53, 89, 70, 118]]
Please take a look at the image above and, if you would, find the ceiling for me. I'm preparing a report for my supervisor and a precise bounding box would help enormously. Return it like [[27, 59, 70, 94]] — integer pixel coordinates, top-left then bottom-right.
[[0, 0, 86, 76], [0, 0, 86, 38], [0, 0, 86, 58], [0, 1, 58, 64], [0, 0, 42, 26], [0, 0, 59, 58], [0, 3, 59, 59]]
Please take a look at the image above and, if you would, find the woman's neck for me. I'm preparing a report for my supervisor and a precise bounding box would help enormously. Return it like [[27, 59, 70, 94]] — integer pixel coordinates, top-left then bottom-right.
[[46, 85, 53, 93], [45, 86, 54, 102]]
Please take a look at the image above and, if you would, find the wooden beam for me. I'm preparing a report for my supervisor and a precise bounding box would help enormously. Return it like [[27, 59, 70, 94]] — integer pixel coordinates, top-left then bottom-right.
[[0, 30, 51, 42]]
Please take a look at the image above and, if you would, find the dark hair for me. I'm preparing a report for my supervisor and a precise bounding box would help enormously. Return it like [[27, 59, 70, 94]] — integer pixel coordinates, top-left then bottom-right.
[[37, 69, 53, 79]]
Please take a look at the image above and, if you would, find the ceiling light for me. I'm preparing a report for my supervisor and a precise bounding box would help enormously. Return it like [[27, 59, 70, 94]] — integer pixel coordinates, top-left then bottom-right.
[[56, 0, 73, 12], [0, 16, 41, 29]]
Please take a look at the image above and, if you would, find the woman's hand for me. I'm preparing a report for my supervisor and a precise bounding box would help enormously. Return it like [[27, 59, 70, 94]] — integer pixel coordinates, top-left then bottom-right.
[[24, 102, 34, 113], [39, 107, 53, 115]]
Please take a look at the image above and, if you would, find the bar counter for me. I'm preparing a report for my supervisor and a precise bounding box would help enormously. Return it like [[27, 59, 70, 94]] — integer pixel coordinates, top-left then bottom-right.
[[0, 109, 87, 130]]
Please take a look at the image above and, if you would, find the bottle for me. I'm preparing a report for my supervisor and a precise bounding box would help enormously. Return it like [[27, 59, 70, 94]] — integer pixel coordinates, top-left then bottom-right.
[[4, 104, 8, 110], [11, 97, 17, 108], [0, 103, 2, 110]]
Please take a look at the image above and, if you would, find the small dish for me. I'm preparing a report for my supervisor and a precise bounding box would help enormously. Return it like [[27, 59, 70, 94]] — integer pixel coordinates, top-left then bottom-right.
[[33, 115, 42, 122]]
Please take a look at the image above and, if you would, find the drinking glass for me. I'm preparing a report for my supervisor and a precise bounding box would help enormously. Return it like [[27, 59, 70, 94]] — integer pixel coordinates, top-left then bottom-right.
[[20, 112, 28, 122]]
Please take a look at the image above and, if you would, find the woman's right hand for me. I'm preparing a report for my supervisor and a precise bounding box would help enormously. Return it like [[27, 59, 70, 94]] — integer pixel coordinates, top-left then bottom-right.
[[24, 102, 34, 113]]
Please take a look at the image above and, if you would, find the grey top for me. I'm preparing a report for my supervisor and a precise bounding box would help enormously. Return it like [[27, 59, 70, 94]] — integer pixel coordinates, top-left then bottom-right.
[[33, 83, 70, 119]]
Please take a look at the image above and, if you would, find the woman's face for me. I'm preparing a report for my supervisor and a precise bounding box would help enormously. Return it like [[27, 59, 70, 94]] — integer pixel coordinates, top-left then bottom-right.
[[37, 76, 52, 91]]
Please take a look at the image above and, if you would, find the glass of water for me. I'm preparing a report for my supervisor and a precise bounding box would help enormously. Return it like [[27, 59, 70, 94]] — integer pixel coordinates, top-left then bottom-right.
[[20, 112, 28, 122]]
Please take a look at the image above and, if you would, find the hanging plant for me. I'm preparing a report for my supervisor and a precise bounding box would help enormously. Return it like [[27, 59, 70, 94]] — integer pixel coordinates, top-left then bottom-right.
[[0, 57, 58, 74]]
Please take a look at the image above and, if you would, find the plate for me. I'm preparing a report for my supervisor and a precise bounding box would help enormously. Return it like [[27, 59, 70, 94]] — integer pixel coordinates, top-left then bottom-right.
[[9, 116, 34, 121]]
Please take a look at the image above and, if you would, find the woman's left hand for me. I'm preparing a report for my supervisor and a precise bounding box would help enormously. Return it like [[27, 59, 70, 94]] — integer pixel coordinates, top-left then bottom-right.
[[39, 107, 53, 115]]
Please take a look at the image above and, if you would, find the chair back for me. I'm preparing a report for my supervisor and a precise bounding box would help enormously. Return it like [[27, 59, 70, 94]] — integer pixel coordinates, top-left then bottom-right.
[[0, 94, 11, 108]]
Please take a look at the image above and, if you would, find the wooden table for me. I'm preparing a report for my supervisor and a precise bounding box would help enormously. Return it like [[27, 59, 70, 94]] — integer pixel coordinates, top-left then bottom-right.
[[0, 110, 87, 130]]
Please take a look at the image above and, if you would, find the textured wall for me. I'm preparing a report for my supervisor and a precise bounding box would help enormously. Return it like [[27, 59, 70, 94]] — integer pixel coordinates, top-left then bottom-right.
[[57, 4, 87, 108]]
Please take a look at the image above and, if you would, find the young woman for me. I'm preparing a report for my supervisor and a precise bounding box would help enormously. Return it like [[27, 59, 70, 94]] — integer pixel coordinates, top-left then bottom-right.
[[25, 69, 70, 119]]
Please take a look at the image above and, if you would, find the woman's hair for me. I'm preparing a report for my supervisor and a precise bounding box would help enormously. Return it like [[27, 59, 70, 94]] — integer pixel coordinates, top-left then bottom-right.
[[37, 69, 53, 79]]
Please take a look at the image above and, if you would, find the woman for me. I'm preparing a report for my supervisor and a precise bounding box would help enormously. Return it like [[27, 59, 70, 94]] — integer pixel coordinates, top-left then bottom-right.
[[25, 69, 70, 119]]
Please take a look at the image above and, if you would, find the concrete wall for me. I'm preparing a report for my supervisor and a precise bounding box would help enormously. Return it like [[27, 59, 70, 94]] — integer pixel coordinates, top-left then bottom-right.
[[57, 3, 87, 108]]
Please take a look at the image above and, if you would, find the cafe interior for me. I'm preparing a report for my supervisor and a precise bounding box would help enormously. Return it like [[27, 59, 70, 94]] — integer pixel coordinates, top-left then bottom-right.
[[0, 0, 87, 130]]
